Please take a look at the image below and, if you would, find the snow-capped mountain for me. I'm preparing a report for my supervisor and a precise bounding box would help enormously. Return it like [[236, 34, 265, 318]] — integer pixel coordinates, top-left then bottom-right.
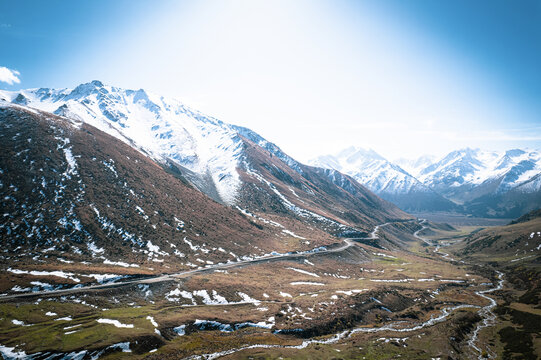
[[1, 81, 243, 205], [309, 147, 457, 212], [310, 147, 424, 195], [312, 146, 541, 218], [413, 147, 541, 218], [417, 148, 541, 202], [0, 103, 294, 272], [0, 81, 409, 239]]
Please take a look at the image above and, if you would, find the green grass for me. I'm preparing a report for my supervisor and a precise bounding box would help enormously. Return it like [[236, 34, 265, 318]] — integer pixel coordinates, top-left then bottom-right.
[[0, 301, 159, 353]]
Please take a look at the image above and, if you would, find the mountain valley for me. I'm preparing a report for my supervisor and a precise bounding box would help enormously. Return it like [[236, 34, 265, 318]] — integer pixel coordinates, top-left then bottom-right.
[[0, 82, 539, 360]]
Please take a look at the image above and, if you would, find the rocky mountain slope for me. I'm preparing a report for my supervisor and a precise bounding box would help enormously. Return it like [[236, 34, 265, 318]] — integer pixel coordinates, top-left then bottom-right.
[[458, 208, 541, 261], [234, 132, 407, 233], [0, 104, 313, 277]]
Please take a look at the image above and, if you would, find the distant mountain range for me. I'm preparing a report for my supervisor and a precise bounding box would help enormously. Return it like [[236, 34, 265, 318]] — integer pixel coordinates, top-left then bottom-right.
[[310, 147, 541, 218], [310, 147, 457, 213], [0, 81, 408, 270]]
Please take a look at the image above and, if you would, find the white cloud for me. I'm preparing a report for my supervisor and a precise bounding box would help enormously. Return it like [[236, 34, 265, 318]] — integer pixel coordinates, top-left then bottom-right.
[[0, 66, 21, 85]]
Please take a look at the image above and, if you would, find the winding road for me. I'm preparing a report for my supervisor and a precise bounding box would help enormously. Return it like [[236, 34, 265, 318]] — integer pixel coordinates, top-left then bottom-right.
[[0, 220, 396, 301]]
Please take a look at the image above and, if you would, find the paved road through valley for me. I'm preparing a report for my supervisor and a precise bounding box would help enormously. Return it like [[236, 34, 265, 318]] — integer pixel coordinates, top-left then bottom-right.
[[0, 220, 404, 300]]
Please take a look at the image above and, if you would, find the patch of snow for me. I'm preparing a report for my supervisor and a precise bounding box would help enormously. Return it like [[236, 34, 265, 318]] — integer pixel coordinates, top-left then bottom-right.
[[88, 242, 105, 255], [147, 316, 158, 327], [237, 292, 261, 305], [86, 274, 125, 284], [55, 316, 73, 321], [374, 252, 397, 259], [6, 268, 80, 282], [335, 289, 367, 296], [0, 345, 28, 359], [174, 325, 186, 336], [287, 267, 319, 278], [97, 318, 134, 328], [282, 229, 306, 240], [108, 342, 131, 353], [103, 259, 140, 268]]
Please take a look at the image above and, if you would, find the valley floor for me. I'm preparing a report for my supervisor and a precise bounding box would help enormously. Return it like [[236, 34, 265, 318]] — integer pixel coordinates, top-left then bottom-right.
[[1, 219, 538, 360]]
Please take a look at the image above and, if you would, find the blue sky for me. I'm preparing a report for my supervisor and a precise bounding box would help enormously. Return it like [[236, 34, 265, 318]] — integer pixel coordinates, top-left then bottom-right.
[[1, 0, 539, 161]]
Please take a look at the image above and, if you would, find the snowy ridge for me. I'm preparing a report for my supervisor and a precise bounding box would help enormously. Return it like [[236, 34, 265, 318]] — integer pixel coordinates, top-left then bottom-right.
[[311, 146, 541, 198], [416, 148, 541, 192], [311, 146, 541, 216], [309, 146, 430, 195], [1, 82, 244, 204]]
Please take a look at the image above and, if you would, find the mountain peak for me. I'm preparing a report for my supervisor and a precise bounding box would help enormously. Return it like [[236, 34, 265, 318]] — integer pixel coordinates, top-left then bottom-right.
[[335, 146, 357, 158], [133, 88, 151, 104], [90, 79, 104, 86], [77, 79, 105, 89], [68, 80, 106, 98]]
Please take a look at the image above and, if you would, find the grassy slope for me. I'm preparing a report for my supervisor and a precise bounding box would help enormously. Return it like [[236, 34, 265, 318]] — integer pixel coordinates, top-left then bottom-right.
[[448, 211, 541, 360]]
